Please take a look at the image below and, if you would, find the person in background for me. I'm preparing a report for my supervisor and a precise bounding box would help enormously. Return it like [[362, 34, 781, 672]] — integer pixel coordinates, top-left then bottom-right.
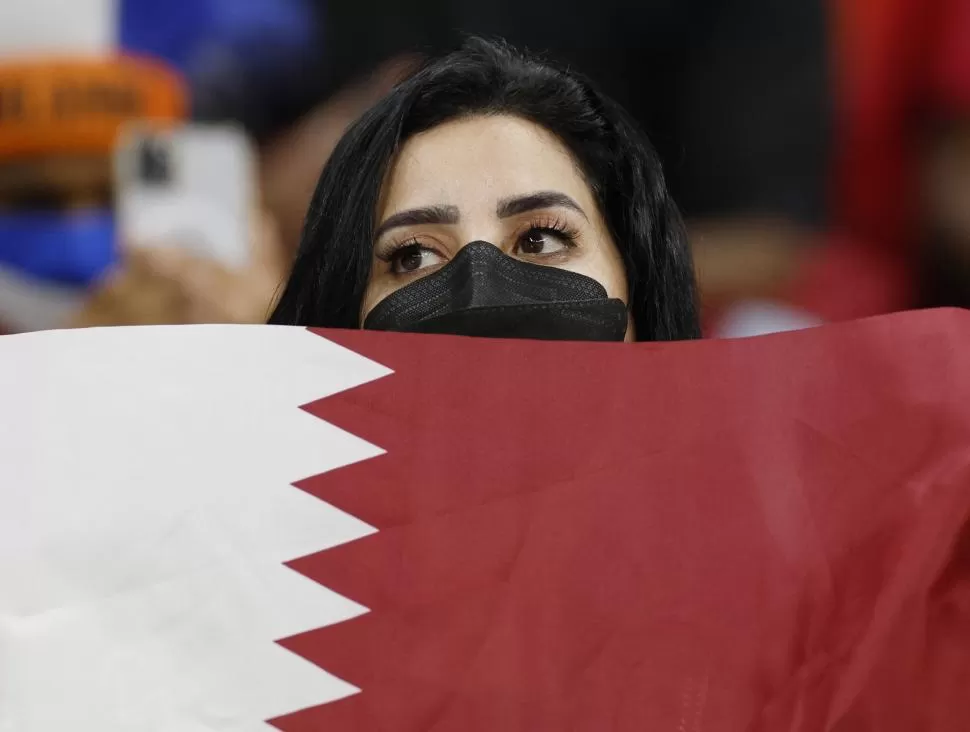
[[64, 0, 315, 328], [782, 0, 970, 322], [0, 55, 185, 333], [67, 1, 428, 327]]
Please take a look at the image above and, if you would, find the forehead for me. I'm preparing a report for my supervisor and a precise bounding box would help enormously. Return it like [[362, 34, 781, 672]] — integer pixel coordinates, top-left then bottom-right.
[[379, 115, 593, 216]]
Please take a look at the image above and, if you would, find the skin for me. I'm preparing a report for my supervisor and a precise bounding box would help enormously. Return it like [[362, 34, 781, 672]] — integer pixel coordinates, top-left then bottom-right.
[[364, 114, 633, 339], [73, 209, 284, 327]]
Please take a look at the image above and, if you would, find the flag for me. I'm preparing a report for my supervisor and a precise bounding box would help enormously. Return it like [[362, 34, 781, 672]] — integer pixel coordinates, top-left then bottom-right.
[[1, 309, 970, 730]]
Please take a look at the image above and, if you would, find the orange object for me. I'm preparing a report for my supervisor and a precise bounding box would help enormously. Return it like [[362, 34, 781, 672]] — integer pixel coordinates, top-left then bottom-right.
[[0, 55, 187, 159]]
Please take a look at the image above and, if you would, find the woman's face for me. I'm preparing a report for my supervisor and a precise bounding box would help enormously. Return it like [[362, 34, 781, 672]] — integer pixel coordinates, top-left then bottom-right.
[[363, 114, 632, 339]]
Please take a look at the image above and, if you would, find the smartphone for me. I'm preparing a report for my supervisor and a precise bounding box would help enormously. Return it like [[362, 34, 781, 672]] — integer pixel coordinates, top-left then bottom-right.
[[114, 123, 255, 269]]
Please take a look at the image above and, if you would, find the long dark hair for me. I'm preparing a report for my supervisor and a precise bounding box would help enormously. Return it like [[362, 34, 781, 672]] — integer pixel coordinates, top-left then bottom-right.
[[269, 37, 701, 340]]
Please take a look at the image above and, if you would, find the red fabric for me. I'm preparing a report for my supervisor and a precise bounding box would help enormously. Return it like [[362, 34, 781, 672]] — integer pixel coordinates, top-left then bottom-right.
[[928, 0, 970, 112], [274, 310, 970, 731]]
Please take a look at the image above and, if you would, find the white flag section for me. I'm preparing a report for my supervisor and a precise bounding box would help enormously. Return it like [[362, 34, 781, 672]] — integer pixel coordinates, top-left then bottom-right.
[[0, 326, 393, 730]]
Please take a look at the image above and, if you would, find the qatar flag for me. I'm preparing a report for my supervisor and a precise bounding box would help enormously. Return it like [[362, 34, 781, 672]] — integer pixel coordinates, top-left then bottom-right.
[[1, 311, 970, 731]]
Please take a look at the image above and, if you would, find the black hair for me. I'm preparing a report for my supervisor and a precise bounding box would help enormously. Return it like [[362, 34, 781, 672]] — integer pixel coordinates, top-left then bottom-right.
[[269, 37, 701, 340]]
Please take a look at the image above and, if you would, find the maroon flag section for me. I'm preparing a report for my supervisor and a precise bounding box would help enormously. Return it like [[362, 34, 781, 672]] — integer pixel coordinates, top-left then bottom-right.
[[279, 309, 970, 731]]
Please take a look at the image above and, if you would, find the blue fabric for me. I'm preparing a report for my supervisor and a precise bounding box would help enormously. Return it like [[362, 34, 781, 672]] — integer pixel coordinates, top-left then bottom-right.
[[0, 212, 116, 286], [118, 0, 315, 71]]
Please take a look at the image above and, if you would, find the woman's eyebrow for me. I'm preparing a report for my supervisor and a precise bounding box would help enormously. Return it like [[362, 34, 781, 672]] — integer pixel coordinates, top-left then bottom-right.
[[496, 191, 588, 220], [375, 204, 460, 239]]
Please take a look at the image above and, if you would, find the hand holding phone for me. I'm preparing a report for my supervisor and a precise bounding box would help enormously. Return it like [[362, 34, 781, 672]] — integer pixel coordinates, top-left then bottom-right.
[[77, 125, 281, 327], [114, 123, 256, 269]]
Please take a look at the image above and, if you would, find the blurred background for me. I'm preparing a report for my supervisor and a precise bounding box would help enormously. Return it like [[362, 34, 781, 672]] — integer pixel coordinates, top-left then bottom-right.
[[0, 0, 967, 337]]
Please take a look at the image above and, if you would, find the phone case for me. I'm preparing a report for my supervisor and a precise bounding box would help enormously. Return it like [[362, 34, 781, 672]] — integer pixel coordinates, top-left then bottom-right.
[[115, 123, 255, 269]]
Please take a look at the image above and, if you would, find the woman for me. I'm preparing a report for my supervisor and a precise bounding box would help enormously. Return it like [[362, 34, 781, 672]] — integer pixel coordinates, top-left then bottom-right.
[[270, 38, 701, 342]]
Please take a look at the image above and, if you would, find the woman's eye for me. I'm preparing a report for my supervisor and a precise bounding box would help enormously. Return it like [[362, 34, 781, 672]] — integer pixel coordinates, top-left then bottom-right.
[[517, 228, 572, 256], [391, 245, 445, 274]]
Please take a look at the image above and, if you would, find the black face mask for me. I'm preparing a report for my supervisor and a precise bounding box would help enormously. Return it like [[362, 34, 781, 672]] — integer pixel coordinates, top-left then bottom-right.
[[363, 241, 628, 341]]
